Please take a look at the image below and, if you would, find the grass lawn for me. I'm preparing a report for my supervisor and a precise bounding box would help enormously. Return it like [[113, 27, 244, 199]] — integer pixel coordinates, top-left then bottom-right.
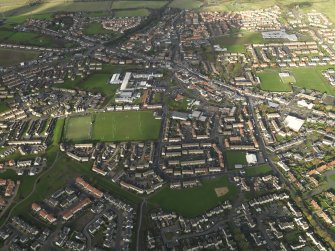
[[245, 164, 272, 176], [164, 97, 188, 112], [0, 29, 74, 48], [213, 31, 263, 53], [112, 1, 167, 9], [83, 22, 120, 36], [92, 111, 161, 141], [114, 9, 150, 17], [149, 176, 238, 217], [169, 0, 203, 9], [0, 48, 40, 67], [64, 115, 92, 142], [290, 66, 335, 96], [79, 74, 119, 96], [258, 70, 292, 92], [0, 102, 9, 113], [225, 150, 247, 169]]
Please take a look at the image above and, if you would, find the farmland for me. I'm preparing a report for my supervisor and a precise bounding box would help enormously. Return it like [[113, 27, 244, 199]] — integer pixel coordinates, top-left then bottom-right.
[[112, 1, 167, 9], [149, 176, 238, 217], [258, 70, 292, 92], [0, 48, 40, 67], [169, 0, 203, 9], [0, 29, 74, 48], [114, 9, 150, 17], [64, 111, 161, 142]]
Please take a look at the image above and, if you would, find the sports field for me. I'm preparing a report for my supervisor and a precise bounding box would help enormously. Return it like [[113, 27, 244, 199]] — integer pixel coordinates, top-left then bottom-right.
[[92, 111, 161, 141], [279, 73, 296, 84], [225, 150, 247, 169], [0, 48, 40, 67], [258, 70, 292, 92], [64, 111, 161, 142], [149, 176, 238, 217], [290, 67, 335, 96], [64, 115, 92, 142]]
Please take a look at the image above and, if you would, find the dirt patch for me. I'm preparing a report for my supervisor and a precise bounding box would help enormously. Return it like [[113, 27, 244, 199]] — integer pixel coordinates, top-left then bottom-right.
[[214, 186, 229, 197]]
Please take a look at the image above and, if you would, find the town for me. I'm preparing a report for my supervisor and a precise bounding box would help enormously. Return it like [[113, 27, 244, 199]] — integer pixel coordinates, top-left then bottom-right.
[[0, 0, 334, 250]]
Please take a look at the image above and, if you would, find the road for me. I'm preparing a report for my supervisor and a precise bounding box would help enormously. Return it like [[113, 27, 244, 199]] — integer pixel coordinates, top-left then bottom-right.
[[136, 199, 146, 251]]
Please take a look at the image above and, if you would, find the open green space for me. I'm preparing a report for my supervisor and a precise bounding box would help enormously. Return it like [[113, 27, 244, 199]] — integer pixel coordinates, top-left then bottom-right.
[[61, 74, 119, 97], [0, 48, 40, 67], [169, 0, 203, 9], [213, 31, 263, 53], [149, 176, 238, 217], [112, 1, 167, 9], [64, 111, 161, 142], [64, 115, 92, 142], [57, 65, 138, 97], [164, 97, 188, 112], [0, 29, 74, 48], [290, 66, 335, 96], [0, 102, 9, 113], [245, 164, 272, 176], [258, 70, 292, 92], [92, 111, 161, 142], [114, 9, 150, 17], [225, 150, 247, 169], [83, 22, 120, 36]]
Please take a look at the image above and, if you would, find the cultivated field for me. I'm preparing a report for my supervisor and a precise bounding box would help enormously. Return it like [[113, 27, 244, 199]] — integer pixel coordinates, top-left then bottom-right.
[[258, 70, 292, 92], [92, 111, 161, 141], [149, 176, 238, 217], [169, 0, 203, 9], [64, 115, 92, 142], [112, 1, 167, 9], [0, 48, 40, 67], [114, 9, 150, 17]]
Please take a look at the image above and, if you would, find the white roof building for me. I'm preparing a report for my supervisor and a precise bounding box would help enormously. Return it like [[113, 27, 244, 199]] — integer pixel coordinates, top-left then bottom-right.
[[284, 115, 305, 132], [246, 153, 257, 164]]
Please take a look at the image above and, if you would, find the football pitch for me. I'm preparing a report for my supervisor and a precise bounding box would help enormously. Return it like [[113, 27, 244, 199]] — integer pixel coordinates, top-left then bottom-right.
[[258, 70, 292, 92], [64, 115, 92, 142], [64, 111, 161, 142], [92, 111, 161, 141]]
